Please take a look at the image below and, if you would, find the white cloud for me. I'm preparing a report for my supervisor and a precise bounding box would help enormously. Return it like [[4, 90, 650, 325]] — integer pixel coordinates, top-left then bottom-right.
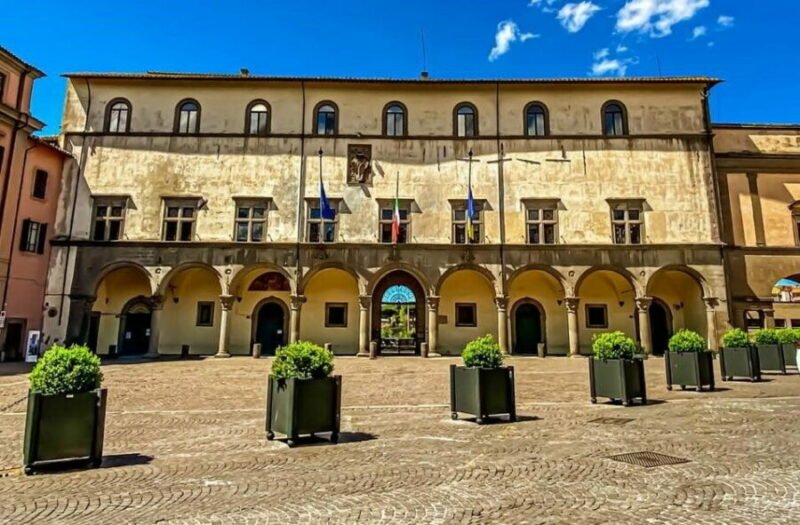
[[616, 0, 710, 37], [616, 44, 629, 53], [488, 21, 538, 62], [557, 2, 602, 33], [529, 0, 560, 13], [691, 25, 707, 40], [591, 58, 630, 76], [717, 15, 734, 28], [594, 48, 610, 60]]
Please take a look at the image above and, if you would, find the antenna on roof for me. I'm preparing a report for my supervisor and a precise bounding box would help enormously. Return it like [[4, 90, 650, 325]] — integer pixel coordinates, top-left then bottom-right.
[[420, 29, 429, 80]]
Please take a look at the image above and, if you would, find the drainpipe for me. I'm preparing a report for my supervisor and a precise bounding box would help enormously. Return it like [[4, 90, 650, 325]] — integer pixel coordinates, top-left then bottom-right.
[[294, 81, 307, 285], [495, 82, 506, 295], [0, 70, 30, 232]]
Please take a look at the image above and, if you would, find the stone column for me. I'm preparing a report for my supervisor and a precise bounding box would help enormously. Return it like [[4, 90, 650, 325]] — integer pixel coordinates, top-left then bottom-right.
[[703, 297, 719, 351], [564, 297, 581, 357], [289, 295, 306, 344], [79, 295, 97, 346], [495, 295, 509, 354], [636, 296, 653, 356], [215, 294, 235, 358], [426, 296, 440, 357], [763, 307, 776, 329], [146, 295, 165, 358], [357, 295, 371, 357]]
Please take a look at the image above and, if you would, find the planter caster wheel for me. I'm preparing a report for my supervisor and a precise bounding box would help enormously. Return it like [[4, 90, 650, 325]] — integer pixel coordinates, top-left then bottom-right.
[[590, 397, 597, 404], [23, 467, 34, 476], [266, 431, 275, 441], [286, 439, 296, 447], [696, 386, 703, 393], [622, 400, 631, 407], [680, 385, 686, 391], [475, 417, 484, 425], [451, 412, 458, 420], [330, 433, 339, 444], [91, 458, 102, 469], [667, 385, 673, 391]]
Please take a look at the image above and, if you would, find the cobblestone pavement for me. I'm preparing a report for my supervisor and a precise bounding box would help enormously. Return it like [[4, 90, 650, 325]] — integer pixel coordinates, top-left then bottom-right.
[[1, 356, 799, 524]]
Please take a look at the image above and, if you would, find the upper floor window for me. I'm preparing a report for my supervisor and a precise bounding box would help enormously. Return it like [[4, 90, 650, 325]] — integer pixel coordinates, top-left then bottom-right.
[[32, 169, 48, 199], [235, 199, 269, 242], [790, 202, 800, 246], [454, 103, 478, 137], [314, 101, 338, 135], [306, 199, 338, 243], [92, 197, 127, 241], [380, 203, 410, 243], [524, 102, 549, 137], [0, 72, 7, 104], [452, 201, 482, 244], [246, 100, 270, 136], [602, 101, 628, 136], [610, 200, 644, 245], [20, 219, 47, 254], [175, 99, 200, 134], [162, 199, 198, 241], [104, 98, 131, 133], [525, 200, 558, 244], [383, 102, 407, 137]]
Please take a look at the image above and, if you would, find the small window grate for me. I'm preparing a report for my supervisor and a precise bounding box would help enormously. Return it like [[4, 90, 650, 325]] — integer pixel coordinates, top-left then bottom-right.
[[589, 417, 634, 425], [607, 451, 689, 468]]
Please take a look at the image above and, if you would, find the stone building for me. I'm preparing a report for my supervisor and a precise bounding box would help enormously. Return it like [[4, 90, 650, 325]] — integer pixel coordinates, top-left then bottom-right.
[[43, 72, 729, 358], [0, 47, 72, 361]]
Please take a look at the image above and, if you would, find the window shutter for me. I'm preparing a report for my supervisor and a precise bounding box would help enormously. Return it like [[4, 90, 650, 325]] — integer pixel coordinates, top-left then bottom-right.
[[36, 223, 48, 254], [19, 219, 31, 251]]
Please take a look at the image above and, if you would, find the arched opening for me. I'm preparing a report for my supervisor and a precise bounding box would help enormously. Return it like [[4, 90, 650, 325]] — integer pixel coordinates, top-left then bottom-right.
[[437, 269, 496, 355], [252, 299, 288, 356], [576, 268, 637, 354], [647, 267, 706, 348], [231, 267, 293, 355], [118, 297, 152, 356], [160, 265, 222, 356], [371, 271, 426, 355], [93, 264, 153, 356], [507, 267, 567, 355], [649, 298, 673, 356], [300, 267, 360, 354], [512, 300, 545, 355]]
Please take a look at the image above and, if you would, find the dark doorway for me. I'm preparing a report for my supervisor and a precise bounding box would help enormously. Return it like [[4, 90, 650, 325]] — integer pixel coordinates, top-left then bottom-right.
[[649, 300, 672, 356], [2, 320, 25, 361], [87, 312, 100, 354], [371, 271, 426, 355], [254, 300, 286, 356], [119, 300, 152, 355], [514, 301, 544, 355]]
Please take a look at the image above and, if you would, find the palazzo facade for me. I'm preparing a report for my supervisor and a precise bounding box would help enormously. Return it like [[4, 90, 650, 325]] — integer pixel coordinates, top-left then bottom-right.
[[42, 72, 729, 358]]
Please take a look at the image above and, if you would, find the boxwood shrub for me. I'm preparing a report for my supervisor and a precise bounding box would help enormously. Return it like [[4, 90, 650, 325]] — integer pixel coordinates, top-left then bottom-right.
[[592, 331, 637, 360], [721, 328, 750, 349], [29, 345, 103, 396], [271, 341, 334, 380], [776, 328, 800, 344], [462, 335, 503, 369], [753, 328, 780, 345], [668, 329, 706, 353]]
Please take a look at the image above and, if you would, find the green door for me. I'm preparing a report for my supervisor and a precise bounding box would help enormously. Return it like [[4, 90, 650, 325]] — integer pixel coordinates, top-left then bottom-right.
[[515, 303, 542, 355], [255, 302, 285, 355]]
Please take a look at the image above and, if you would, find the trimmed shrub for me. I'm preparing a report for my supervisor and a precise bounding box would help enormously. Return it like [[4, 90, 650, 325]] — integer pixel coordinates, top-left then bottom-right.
[[462, 335, 504, 369], [721, 328, 750, 348], [592, 331, 637, 360], [668, 329, 706, 353], [29, 345, 103, 396], [271, 341, 334, 380], [776, 328, 800, 345], [753, 328, 780, 345]]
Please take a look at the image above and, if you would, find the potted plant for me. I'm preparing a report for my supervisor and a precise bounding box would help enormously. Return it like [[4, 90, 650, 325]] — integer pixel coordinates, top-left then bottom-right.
[[776, 328, 799, 372], [664, 329, 715, 392], [588, 331, 646, 406], [450, 335, 516, 424], [265, 341, 340, 446], [23, 345, 106, 474], [754, 328, 787, 374], [719, 328, 760, 382]]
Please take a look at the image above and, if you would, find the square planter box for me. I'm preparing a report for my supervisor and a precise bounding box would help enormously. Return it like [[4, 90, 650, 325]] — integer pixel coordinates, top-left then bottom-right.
[[757, 344, 788, 374], [450, 365, 516, 423], [782, 343, 799, 369], [720, 346, 761, 382], [266, 375, 341, 446], [23, 388, 107, 474], [589, 358, 646, 406], [665, 351, 715, 392]]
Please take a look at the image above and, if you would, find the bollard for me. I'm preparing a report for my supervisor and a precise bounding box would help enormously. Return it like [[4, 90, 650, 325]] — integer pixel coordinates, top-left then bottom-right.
[[537, 343, 546, 359], [421, 342, 429, 358], [369, 341, 378, 360], [324, 343, 332, 353], [181, 345, 190, 359], [253, 343, 262, 358]]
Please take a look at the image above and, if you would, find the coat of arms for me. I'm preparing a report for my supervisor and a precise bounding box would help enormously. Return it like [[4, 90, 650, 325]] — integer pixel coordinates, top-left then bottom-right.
[[347, 144, 372, 184]]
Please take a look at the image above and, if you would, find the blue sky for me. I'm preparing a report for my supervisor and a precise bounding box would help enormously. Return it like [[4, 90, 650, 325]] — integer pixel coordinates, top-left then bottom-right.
[[4, 0, 799, 134]]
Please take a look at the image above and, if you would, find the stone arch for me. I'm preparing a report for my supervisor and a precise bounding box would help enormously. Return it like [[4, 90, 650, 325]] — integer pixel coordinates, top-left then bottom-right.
[[229, 263, 296, 297], [299, 261, 366, 296], [157, 262, 223, 296], [574, 265, 643, 297], [368, 262, 433, 296], [436, 267, 497, 355], [434, 263, 498, 296], [574, 266, 640, 351], [510, 298, 547, 355], [371, 269, 428, 355], [646, 265, 710, 346], [646, 265, 713, 298], [507, 265, 569, 355], [506, 264, 569, 296], [251, 296, 289, 356], [91, 261, 156, 297], [300, 266, 362, 354]]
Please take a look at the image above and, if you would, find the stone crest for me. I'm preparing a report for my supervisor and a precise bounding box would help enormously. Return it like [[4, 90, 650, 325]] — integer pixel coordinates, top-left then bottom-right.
[[347, 144, 372, 184]]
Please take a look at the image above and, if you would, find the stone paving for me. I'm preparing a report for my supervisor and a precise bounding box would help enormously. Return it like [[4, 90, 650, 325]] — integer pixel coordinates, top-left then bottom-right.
[[1, 356, 799, 524]]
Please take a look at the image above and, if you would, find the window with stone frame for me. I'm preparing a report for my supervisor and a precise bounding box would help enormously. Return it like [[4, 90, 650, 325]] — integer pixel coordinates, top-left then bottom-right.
[[20, 219, 47, 254], [32, 169, 48, 199], [175, 99, 200, 134], [306, 199, 338, 243], [246, 101, 270, 136], [0, 72, 5, 104], [234, 199, 269, 242], [196, 301, 214, 327], [585, 304, 608, 329], [790, 203, 800, 246], [454, 103, 478, 137], [609, 200, 644, 245], [525, 200, 558, 244], [602, 101, 628, 136], [379, 202, 410, 243], [451, 201, 482, 244], [105, 99, 131, 133], [384, 103, 406, 137], [92, 196, 127, 241], [325, 303, 348, 327], [162, 198, 199, 242], [455, 303, 477, 327], [314, 102, 337, 135]]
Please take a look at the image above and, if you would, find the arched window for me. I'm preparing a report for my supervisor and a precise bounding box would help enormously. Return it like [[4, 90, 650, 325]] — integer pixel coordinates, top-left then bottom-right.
[[314, 101, 338, 135], [105, 98, 131, 133], [454, 103, 478, 137], [524, 102, 549, 137], [383, 102, 407, 137], [175, 99, 200, 134], [246, 100, 270, 136], [602, 101, 627, 136]]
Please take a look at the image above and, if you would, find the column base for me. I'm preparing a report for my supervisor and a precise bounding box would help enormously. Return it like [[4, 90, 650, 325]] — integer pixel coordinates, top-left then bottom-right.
[[214, 351, 232, 358], [356, 351, 371, 358], [426, 352, 442, 358], [569, 353, 584, 359]]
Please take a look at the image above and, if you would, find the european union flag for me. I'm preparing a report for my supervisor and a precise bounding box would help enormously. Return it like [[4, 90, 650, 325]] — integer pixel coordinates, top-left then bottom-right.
[[320, 180, 335, 220], [466, 186, 477, 241]]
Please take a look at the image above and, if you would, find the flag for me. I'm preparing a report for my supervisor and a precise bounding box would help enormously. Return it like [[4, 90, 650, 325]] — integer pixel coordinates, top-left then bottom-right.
[[319, 179, 335, 220], [391, 172, 400, 243], [466, 186, 477, 242]]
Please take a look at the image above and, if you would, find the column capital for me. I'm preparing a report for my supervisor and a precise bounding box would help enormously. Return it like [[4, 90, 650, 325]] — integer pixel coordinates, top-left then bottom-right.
[[635, 296, 653, 312], [290, 294, 306, 310], [494, 295, 509, 311], [150, 294, 166, 310], [762, 307, 775, 317], [219, 294, 236, 311], [358, 295, 372, 310], [563, 296, 580, 313], [702, 296, 720, 311], [426, 296, 440, 310]]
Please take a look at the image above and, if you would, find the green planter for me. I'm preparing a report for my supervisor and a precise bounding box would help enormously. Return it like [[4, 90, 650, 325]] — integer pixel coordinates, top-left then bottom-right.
[[757, 344, 788, 374], [665, 351, 715, 392], [720, 346, 761, 382], [449, 365, 516, 423], [782, 343, 798, 369], [589, 358, 646, 406], [23, 389, 107, 474], [265, 375, 341, 446]]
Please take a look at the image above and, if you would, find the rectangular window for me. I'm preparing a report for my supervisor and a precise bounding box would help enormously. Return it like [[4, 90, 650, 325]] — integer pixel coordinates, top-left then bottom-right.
[[163, 200, 198, 242], [32, 169, 48, 199], [452, 203, 482, 244], [234, 200, 268, 242], [585, 305, 608, 329], [196, 302, 214, 327], [775, 319, 787, 329], [306, 202, 337, 243], [92, 198, 127, 241], [379, 206, 410, 243], [20, 219, 47, 254], [610, 202, 644, 245], [325, 303, 348, 328], [455, 303, 477, 327], [525, 203, 558, 244], [0, 73, 5, 103], [791, 319, 800, 328]]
